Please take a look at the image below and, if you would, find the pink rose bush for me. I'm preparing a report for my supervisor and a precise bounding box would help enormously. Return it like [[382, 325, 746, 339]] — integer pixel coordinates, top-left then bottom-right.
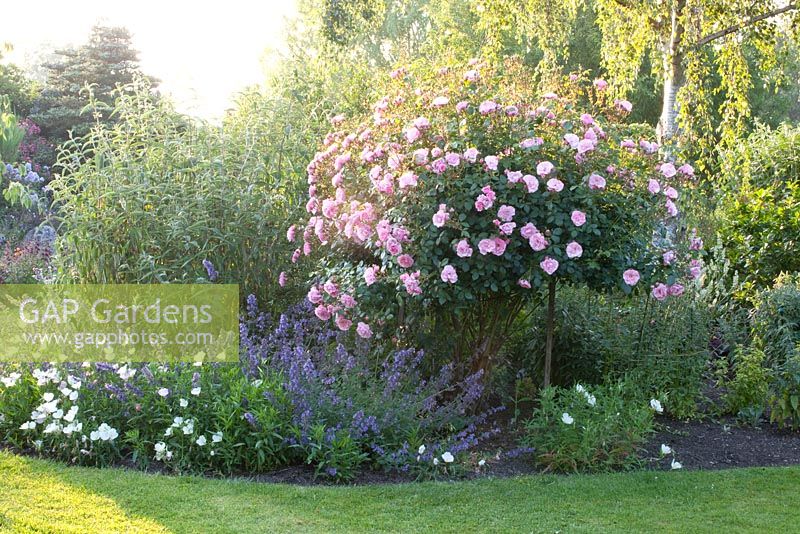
[[288, 60, 702, 364]]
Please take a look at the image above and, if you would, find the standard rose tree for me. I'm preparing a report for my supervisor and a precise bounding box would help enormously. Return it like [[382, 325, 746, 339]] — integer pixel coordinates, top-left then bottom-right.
[[289, 59, 702, 384]]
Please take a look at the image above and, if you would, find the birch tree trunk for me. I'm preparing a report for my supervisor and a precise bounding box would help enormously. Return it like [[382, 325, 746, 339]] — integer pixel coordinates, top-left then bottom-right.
[[657, 0, 686, 142]]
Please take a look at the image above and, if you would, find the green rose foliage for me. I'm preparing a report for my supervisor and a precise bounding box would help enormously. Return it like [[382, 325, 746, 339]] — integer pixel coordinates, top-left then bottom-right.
[[291, 59, 701, 338]]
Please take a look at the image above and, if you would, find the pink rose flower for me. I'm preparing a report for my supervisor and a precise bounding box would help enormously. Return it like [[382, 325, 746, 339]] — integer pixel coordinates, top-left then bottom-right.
[[323, 281, 339, 297], [314, 305, 332, 321], [340, 294, 357, 308], [540, 256, 559, 275], [413, 148, 429, 165], [623, 269, 640, 286], [497, 205, 515, 222], [479, 100, 498, 114], [445, 152, 461, 166], [566, 242, 583, 259], [432, 204, 450, 228], [577, 139, 595, 155], [663, 250, 677, 265], [690, 237, 703, 251], [287, 225, 296, 242], [537, 161, 554, 176], [593, 78, 608, 90], [588, 173, 606, 190], [335, 314, 352, 331], [432, 96, 449, 107], [621, 139, 636, 149], [520, 222, 538, 239], [648, 179, 661, 194], [678, 163, 695, 176], [615, 99, 633, 112], [564, 133, 580, 148], [456, 100, 469, 112], [665, 199, 678, 217], [520, 137, 543, 148], [364, 265, 378, 285], [463, 147, 479, 162], [405, 126, 421, 143], [456, 239, 473, 258], [547, 178, 564, 192], [386, 237, 402, 256], [571, 210, 586, 227], [664, 186, 678, 200], [652, 283, 669, 301], [398, 254, 414, 268], [492, 237, 508, 256], [518, 279, 531, 289], [398, 171, 419, 188], [413, 116, 430, 129], [464, 69, 479, 82], [432, 158, 447, 174], [529, 232, 548, 251], [499, 222, 516, 235], [279, 272, 287, 287], [523, 174, 539, 193], [484, 155, 499, 171], [356, 322, 372, 338], [660, 162, 677, 178], [580, 113, 594, 126], [308, 286, 323, 304], [441, 265, 458, 283], [505, 169, 523, 183], [669, 283, 685, 297], [478, 238, 496, 255]]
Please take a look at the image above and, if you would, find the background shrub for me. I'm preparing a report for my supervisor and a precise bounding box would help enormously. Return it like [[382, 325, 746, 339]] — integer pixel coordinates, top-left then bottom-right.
[[719, 124, 800, 295], [49, 81, 304, 309]]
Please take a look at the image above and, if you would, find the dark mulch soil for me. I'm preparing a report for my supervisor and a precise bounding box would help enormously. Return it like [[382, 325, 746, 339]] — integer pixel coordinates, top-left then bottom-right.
[[645, 415, 800, 471]]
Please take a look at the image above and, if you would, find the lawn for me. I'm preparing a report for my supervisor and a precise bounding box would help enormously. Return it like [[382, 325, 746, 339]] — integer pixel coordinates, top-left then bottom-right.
[[1, 451, 798, 533]]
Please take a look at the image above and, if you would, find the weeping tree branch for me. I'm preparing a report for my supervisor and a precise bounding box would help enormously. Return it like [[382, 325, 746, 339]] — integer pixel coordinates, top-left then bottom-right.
[[695, 3, 797, 48]]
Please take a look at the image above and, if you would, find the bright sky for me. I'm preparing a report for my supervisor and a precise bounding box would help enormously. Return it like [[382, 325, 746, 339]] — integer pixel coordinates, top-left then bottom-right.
[[2, 0, 299, 120]]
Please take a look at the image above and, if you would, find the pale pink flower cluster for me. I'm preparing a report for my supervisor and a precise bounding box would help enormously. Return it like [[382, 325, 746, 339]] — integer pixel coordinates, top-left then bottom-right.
[[293, 64, 700, 333]]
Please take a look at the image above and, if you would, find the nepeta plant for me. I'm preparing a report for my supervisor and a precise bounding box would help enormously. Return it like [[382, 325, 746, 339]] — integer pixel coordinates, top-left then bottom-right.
[[289, 59, 702, 383]]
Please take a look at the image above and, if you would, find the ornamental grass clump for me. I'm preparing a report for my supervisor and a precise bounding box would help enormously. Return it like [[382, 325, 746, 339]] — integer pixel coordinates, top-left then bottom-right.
[[289, 58, 702, 383]]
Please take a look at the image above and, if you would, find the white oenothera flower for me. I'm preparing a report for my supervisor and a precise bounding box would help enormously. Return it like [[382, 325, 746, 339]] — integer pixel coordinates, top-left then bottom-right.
[[164, 427, 174, 437], [478, 459, 486, 467], [179, 398, 189, 408], [671, 459, 682, 470], [42, 392, 55, 402], [433, 458, 439, 466], [64, 406, 79, 423], [67, 375, 82, 389], [1, 372, 21, 387], [196, 435, 207, 447], [19, 421, 36, 430], [586, 394, 596, 407], [442, 451, 455, 463], [117, 365, 136, 381], [650, 399, 664, 414], [90, 423, 118, 442], [418, 445, 426, 455], [190, 387, 201, 396], [157, 388, 169, 397], [660, 444, 672, 456], [211, 431, 223, 444], [182, 420, 195, 435], [575, 384, 586, 394], [561, 412, 574, 425]]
